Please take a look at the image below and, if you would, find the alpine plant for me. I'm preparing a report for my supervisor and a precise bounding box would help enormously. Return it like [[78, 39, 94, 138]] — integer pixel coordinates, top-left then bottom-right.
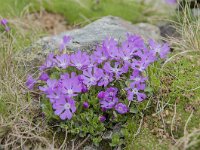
[[0, 18, 10, 32], [26, 34, 170, 120]]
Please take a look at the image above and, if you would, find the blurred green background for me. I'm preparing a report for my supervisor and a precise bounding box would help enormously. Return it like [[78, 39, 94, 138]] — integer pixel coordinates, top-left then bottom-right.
[[0, 0, 150, 24]]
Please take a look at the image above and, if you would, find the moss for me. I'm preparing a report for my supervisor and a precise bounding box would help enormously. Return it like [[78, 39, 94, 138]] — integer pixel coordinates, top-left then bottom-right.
[[124, 52, 200, 149], [164, 55, 200, 133], [125, 127, 170, 150], [165, 55, 199, 136]]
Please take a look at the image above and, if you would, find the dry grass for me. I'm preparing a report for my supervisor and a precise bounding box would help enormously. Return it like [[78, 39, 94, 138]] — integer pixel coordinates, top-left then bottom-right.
[[0, 1, 200, 150], [171, 8, 199, 52], [0, 8, 88, 150], [0, 58, 51, 149], [0, 9, 54, 149], [163, 2, 200, 150], [162, 2, 200, 69], [175, 128, 200, 150]]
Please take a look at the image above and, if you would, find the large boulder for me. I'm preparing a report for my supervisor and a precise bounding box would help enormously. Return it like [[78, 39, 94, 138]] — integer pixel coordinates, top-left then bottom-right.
[[37, 16, 160, 51], [22, 16, 160, 65]]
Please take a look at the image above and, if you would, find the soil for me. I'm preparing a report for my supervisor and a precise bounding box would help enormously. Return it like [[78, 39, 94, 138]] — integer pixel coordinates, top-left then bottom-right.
[[24, 11, 75, 35]]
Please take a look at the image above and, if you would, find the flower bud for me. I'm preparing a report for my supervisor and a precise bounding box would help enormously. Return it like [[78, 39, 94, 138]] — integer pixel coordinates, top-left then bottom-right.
[[99, 115, 106, 122], [1, 19, 7, 26], [81, 85, 88, 93], [83, 102, 89, 109], [97, 91, 105, 99], [39, 73, 49, 81]]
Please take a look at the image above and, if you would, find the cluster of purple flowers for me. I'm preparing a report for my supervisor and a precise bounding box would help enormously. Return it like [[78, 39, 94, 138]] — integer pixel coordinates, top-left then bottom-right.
[[0, 19, 10, 32], [98, 87, 129, 114], [26, 34, 170, 121]]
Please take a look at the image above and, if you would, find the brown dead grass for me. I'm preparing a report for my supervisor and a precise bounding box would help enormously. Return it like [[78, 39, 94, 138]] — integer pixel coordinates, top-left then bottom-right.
[[23, 11, 76, 35]]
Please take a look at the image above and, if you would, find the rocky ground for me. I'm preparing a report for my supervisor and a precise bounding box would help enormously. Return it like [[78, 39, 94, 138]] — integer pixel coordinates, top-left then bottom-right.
[[0, 0, 200, 150]]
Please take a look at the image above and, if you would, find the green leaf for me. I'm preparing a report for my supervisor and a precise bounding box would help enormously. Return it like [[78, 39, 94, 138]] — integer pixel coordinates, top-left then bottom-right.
[[92, 136, 102, 147], [144, 86, 154, 93], [110, 133, 121, 147], [129, 107, 138, 114]]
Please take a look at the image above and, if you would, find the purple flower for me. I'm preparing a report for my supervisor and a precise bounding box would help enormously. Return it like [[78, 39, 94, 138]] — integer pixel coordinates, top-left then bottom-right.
[[70, 50, 90, 70], [39, 72, 49, 81], [100, 97, 119, 109], [103, 38, 119, 59], [60, 72, 81, 83], [131, 58, 149, 72], [92, 46, 109, 64], [88, 55, 97, 68], [97, 91, 105, 99], [55, 54, 70, 69], [149, 39, 170, 59], [99, 87, 119, 109], [143, 50, 157, 64], [5, 26, 10, 32], [47, 89, 63, 104], [104, 87, 118, 97], [53, 97, 76, 120], [104, 62, 128, 79], [40, 53, 55, 71], [115, 103, 129, 114], [98, 87, 118, 100], [99, 115, 106, 122], [81, 85, 88, 93], [1, 19, 8, 26], [126, 83, 146, 102], [39, 79, 62, 103], [26, 75, 36, 90], [59, 35, 71, 51], [83, 102, 89, 108], [60, 72, 72, 81], [126, 34, 146, 49], [130, 70, 147, 86], [62, 73, 82, 97], [1, 19, 10, 32], [119, 34, 146, 62], [39, 79, 59, 94], [81, 67, 104, 87], [131, 48, 156, 72], [165, 0, 177, 5], [98, 72, 113, 87], [118, 43, 134, 65]]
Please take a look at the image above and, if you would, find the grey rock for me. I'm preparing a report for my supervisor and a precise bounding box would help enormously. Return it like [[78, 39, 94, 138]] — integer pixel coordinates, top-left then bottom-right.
[[39, 16, 160, 51], [159, 23, 180, 38], [102, 123, 122, 140], [21, 16, 160, 66]]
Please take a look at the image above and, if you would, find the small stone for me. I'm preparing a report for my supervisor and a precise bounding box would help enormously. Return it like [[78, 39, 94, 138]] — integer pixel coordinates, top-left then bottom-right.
[[83, 145, 98, 150], [165, 110, 169, 116], [102, 130, 113, 140], [152, 113, 157, 117]]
